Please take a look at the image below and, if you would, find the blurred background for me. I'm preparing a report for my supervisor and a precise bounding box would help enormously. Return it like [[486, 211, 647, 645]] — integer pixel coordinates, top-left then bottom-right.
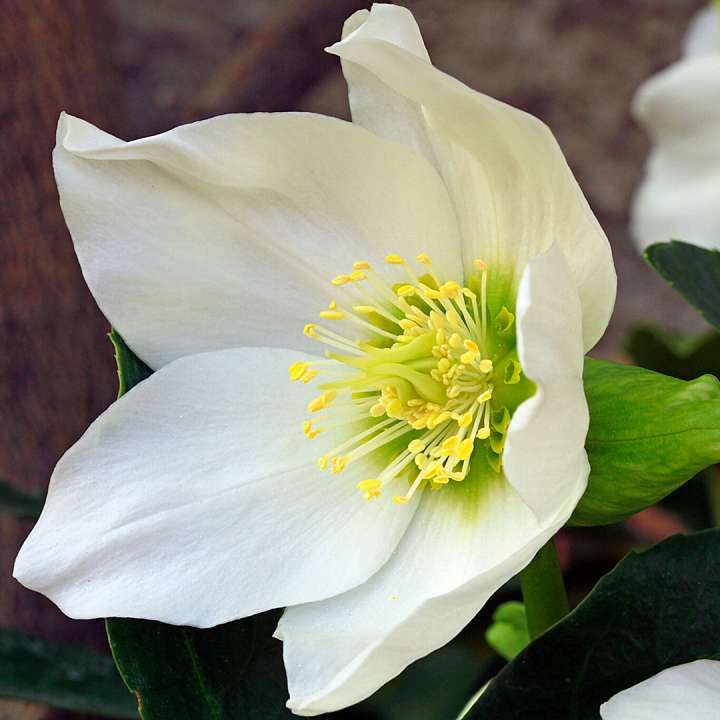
[[0, 0, 710, 718]]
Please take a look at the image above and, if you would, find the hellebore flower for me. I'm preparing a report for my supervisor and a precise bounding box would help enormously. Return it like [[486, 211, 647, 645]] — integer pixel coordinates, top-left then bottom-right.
[[600, 660, 720, 720], [632, 4, 720, 250], [14, 4, 615, 715]]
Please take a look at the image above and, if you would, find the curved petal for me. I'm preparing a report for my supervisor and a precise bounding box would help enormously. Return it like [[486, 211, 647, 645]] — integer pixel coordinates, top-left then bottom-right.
[[684, 6, 720, 58], [14, 347, 418, 626], [339, 5, 435, 160], [329, 8, 616, 352], [600, 660, 720, 720], [503, 244, 589, 519], [278, 467, 583, 714], [631, 56, 720, 251], [55, 111, 462, 369]]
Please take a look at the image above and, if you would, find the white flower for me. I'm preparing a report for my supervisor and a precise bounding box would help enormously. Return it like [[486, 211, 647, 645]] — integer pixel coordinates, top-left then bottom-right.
[[13, 4, 615, 715], [631, 5, 720, 251], [600, 660, 720, 720]]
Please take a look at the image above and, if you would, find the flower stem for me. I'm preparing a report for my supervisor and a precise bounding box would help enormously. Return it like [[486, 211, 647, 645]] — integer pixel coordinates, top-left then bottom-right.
[[519, 538, 569, 640]]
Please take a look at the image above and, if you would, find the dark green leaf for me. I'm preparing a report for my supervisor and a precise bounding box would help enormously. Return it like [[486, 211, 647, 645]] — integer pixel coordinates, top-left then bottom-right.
[[645, 240, 720, 329], [572, 359, 720, 526], [105, 330, 293, 720], [625, 325, 720, 381], [0, 627, 136, 717], [484, 602, 529, 661], [0, 480, 44, 519], [107, 612, 290, 720], [466, 530, 720, 719]]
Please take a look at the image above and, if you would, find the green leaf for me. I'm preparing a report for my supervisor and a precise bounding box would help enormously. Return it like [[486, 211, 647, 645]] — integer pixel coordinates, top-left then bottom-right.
[[645, 241, 720, 329], [625, 325, 720, 381], [105, 330, 293, 719], [484, 602, 529, 661], [0, 480, 44, 519], [465, 530, 720, 719], [572, 359, 720, 526], [107, 613, 290, 720], [108, 328, 152, 391], [0, 627, 136, 717]]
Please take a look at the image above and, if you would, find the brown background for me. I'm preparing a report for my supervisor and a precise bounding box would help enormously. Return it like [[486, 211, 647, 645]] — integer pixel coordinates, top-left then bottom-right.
[[0, 0, 708, 717]]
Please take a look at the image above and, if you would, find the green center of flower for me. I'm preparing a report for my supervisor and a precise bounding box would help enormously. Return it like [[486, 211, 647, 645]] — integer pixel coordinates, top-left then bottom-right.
[[290, 253, 534, 505]]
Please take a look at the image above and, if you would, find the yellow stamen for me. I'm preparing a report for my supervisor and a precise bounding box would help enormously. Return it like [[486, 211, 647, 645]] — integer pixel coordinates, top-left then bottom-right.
[[385, 254, 405, 264], [457, 438, 474, 460], [319, 310, 345, 320], [332, 274, 351, 286], [353, 260, 371, 270], [332, 456, 348, 474], [396, 284, 416, 297], [308, 391, 336, 413], [350, 271, 367, 282], [416, 252, 431, 264], [303, 323, 317, 338], [357, 479, 382, 491], [408, 439, 426, 454], [474, 258, 488, 271], [289, 361, 308, 381], [477, 389, 493, 404], [458, 411, 473, 428], [479, 359, 493, 374]]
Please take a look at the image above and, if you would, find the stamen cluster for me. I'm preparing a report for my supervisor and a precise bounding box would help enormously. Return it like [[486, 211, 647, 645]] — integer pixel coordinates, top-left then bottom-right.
[[290, 253, 524, 505]]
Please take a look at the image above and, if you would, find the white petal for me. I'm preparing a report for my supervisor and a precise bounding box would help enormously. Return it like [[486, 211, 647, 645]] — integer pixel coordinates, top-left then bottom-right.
[[55, 111, 462, 369], [278, 469, 582, 715], [684, 6, 720, 57], [600, 660, 720, 720], [631, 56, 720, 251], [503, 244, 589, 519], [328, 15, 616, 352], [339, 5, 435, 160], [14, 347, 418, 626]]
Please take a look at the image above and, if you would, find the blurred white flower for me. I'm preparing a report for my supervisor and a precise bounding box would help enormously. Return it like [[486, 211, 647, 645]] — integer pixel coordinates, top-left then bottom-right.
[[600, 660, 720, 720], [14, 4, 615, 715], [632, 5, 720, 251]]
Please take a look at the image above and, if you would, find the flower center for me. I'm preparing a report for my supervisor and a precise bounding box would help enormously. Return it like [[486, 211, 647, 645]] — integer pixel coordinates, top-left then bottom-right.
[[290, 253, 533, 505]]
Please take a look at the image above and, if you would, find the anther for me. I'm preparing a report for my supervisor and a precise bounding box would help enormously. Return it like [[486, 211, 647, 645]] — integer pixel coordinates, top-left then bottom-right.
[[289, 361, 308, 381], [319, 310, 346, 320]]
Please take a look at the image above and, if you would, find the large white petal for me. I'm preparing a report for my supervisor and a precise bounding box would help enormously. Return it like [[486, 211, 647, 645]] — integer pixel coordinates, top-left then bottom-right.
[[55, 111, 462, 369], [631, 56, 720, 251], [278, 434, 584, 713], [600, 660, 720, 720], [14, 347, 418, 626], [503, 244, 589, 519], [329, 8, 616, 351], [684, 6, 720, 57]]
